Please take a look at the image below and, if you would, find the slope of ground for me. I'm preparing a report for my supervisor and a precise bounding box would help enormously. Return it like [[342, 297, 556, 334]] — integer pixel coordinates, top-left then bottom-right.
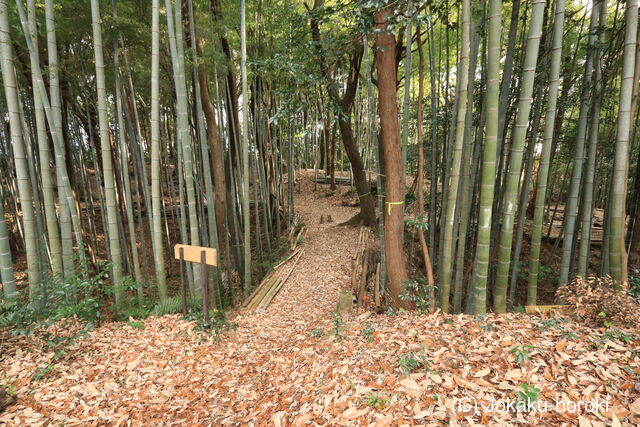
[[1, 173, 639, 426]]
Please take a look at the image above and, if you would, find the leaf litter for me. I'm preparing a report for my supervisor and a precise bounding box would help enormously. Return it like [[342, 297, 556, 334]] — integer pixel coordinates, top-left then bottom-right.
[[1, 171, 639, 426]]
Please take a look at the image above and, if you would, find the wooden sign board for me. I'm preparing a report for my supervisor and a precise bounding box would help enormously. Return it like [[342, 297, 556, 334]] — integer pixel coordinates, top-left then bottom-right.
[[174, 244, 217, 266]]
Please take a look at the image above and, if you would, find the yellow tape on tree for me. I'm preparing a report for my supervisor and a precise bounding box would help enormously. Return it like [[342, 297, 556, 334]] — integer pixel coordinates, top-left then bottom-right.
[[385, 200, 404, 216]]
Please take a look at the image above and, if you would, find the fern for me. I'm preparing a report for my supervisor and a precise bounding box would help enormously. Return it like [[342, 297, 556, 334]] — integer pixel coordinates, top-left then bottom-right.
[[152, 296, 200, 316]]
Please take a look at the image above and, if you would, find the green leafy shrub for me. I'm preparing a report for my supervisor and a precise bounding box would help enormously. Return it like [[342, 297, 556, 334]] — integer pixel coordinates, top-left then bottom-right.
[[510, 344, 534, 365], [400, 278, 434, 313], [152, 295, 201, 316]]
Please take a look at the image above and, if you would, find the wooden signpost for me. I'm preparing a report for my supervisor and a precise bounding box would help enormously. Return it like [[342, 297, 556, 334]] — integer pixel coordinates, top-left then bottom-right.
[[174, 244, 217, 321]]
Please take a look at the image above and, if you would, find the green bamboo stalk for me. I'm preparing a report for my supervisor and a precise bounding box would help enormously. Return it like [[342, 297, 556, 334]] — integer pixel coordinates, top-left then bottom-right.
[[609, 0, 638, 286], [44, 0, 74, 278], [558, 1, 599, 287], [427, 9, 438, 265], [0, 186, 15, 297], [453, 14, 479, 313], [440, 0, 470, 312], [166, 0, 201, 290], [509, 88, 543, 309], [472, 0, 501, 315], [241, 0, 252, 292], [26, 0, 62, 278], [0, 0, 42, 303], [528, 0, 565, 305], [578, 0, 607, 278], [90, 0, 124, 307], [493, 0, 544, 313]]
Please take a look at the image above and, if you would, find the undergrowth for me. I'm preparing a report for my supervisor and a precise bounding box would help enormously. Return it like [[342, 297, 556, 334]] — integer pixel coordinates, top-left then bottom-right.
[[557, 275, 640, 328], [1, 260, 235, 377]]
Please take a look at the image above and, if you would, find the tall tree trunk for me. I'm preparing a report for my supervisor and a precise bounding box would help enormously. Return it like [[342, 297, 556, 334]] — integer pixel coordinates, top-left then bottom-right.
[[166, 0, 201, 290], [578, 0, 607, 277], [609, 0, 638, 287], [240, 0, 252, 291], [150, 0, 168, 301], [0, 0, 42, 303], [308, 0, 376, 227], [453, 15, 480, 313], [45, 0, 74, 278], [27, 0, 62, 278], [196, 37, 227, 250], [528, 0, 565, 304], [91, 0, 124, 307], [558, 1, 599, 287], [493, 0, 545, 312], [416, 26, 435, 312], [473, 0, 501, 315], [440, 0, 470, 312], [374, 6, 408, 308]]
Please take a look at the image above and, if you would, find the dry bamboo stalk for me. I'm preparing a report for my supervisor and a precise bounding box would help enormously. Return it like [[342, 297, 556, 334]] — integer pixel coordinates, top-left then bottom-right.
[[257, 278, 282, 309], [242, 249, 300, 310], [374, 262, 380, 307], [242, 271, 276, 308], [261, 250, 304, 308], [358, 251, 369, 305], [251, 276, 280, 309], [243, 246, 305, 311]]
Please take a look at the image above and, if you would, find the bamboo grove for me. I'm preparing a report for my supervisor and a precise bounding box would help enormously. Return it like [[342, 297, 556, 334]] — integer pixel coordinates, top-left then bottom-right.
[[1, 0, 639, 317]]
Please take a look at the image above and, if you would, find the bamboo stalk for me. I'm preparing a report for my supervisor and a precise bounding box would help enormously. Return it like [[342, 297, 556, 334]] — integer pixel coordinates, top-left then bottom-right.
[[260, 250, 304, 308]]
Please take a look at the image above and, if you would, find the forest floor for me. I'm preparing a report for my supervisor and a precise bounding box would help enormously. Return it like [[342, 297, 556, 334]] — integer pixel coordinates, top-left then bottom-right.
[[1, 172, 640, 426]]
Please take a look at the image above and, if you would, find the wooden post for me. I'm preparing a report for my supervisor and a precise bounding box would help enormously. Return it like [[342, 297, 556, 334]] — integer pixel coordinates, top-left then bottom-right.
[[180, 248, 187, 314], [201, 250, 209, 322], [173, 244, 217, 319]]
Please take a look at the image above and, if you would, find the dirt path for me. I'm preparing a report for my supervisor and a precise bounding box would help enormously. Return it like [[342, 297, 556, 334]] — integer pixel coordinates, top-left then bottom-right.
[[235, 170, 360, 334]]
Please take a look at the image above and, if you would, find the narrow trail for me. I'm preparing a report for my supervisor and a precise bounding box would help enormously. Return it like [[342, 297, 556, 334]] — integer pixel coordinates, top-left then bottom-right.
[[236, 170, 360, 334]]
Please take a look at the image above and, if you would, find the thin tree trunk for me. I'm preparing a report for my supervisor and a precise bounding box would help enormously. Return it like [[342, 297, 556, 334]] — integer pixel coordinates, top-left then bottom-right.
[[578, 0, 607, 277], [150, 0, 168, 301], [240, 0, 252, 292], [416, 26, 435, 312], [440, 0, 470, 312], [558, 2, 599, 287]]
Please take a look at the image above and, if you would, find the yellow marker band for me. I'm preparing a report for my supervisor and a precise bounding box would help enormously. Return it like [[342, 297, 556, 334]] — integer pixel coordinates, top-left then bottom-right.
[[385, 200, 404, 216]]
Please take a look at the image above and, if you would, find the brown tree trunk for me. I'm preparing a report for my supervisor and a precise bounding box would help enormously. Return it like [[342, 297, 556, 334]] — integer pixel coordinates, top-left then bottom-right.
[[211, 0, 240, 165], [196, 36, 227, 247], [330, 124, 336, 189], [337, 113, 377, 226], [375, 7, 409, 308], [307, 0, 376, 226]]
